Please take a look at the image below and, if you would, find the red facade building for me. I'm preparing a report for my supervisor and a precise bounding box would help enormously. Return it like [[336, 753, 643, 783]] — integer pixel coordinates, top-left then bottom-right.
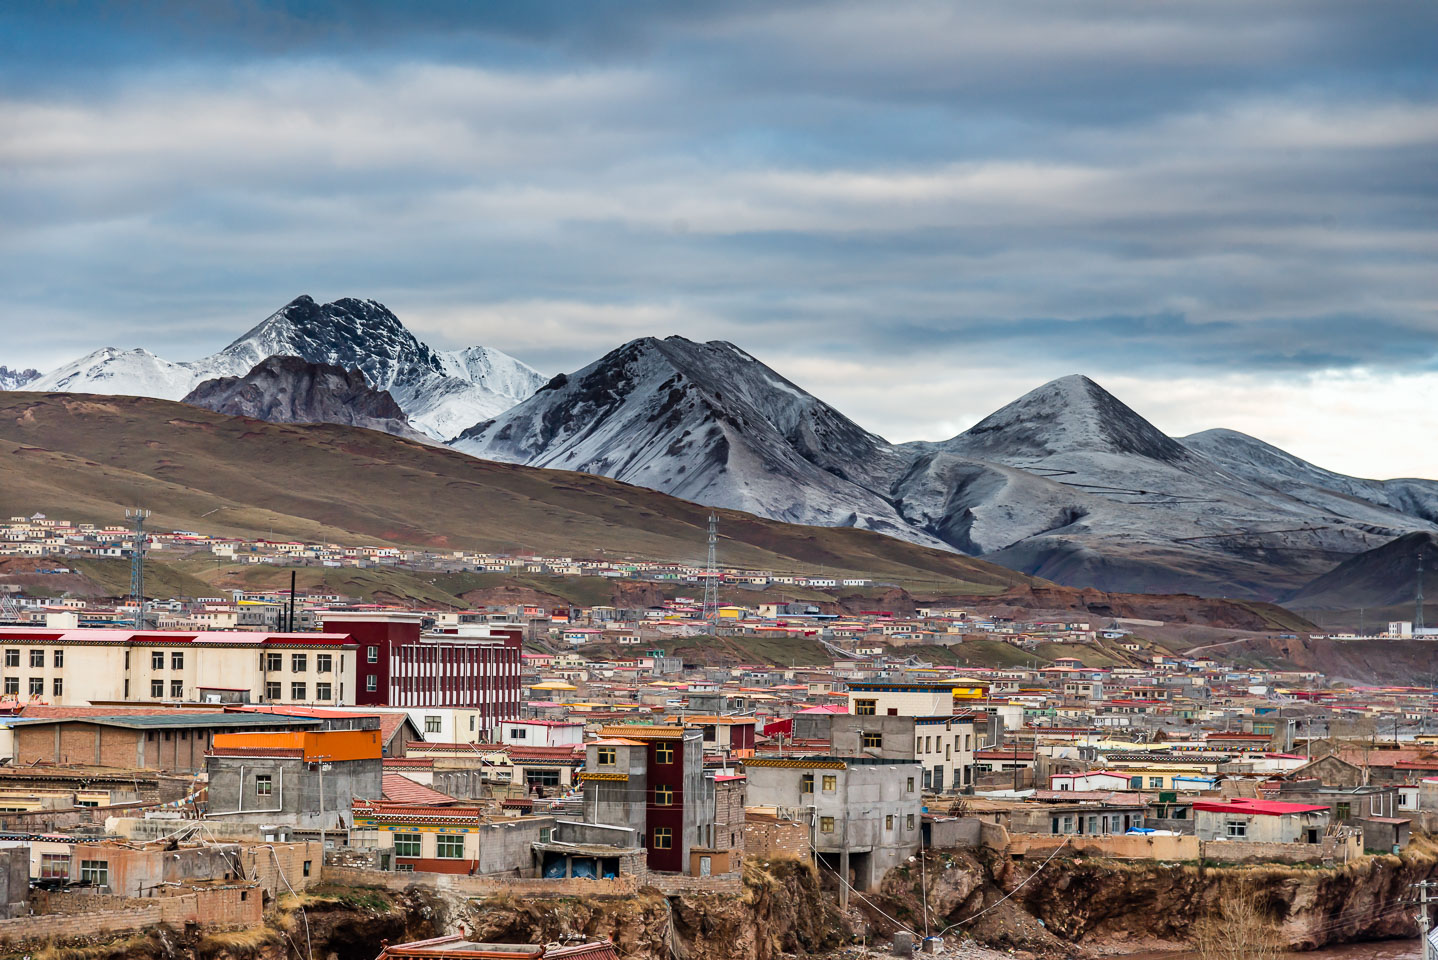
[[323, 612, 521, 733]]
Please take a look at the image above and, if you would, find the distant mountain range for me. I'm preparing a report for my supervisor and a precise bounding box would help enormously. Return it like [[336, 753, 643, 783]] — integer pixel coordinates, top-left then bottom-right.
[[25, 296, 545, 440], [14, 303, 1438, 600], [454, 337, 1438, 598]]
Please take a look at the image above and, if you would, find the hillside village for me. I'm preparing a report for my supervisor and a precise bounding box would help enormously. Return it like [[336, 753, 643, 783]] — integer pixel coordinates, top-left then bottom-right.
[[0, 511, 1432, 954]]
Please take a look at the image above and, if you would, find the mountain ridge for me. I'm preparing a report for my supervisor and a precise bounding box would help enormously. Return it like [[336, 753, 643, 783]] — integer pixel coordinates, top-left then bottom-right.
[[23, 296, 547, 441]]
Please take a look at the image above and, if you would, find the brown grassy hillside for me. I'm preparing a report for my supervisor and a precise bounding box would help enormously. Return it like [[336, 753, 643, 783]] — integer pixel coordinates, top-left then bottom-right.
[[0, 392, 1038, 592]]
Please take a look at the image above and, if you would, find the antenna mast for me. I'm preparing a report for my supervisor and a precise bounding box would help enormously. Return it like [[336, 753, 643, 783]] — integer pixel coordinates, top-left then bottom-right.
[[126, 508, 151, 628], [1417, 550, 1426, 634], [702, 512, 719, 631]]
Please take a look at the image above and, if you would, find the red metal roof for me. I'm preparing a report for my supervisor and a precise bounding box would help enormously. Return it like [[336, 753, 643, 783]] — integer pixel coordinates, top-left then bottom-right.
[[1193, 799, 1330, 816]]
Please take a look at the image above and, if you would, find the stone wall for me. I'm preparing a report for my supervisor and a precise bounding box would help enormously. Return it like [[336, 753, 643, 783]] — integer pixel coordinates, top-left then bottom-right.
[[0, 885, 260, 949], [744, 817, 808, 859]]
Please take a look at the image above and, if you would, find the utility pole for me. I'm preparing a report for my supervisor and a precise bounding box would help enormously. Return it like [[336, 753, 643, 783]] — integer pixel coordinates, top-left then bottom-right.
[[1417, 551, 1427, 634], [125, 508, 150, 628], [1414, 880, 1435, 960]]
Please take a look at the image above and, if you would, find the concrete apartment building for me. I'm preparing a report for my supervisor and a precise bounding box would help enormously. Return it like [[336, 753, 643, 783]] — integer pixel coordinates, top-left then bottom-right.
[[743, 755, 922, 899], [830, 713, 978, 794], [581, 724, 712, 874], [0, 627, 357, 707]]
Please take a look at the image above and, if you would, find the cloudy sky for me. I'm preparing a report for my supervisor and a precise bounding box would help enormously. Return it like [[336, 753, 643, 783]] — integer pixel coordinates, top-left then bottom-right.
[[4, 2, 1436, 477]]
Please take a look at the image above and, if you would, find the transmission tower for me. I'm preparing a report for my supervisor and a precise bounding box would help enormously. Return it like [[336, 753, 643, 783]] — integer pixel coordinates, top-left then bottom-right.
[[126, 508, 151, 628], [702, 512, 719, 631], [1417, 550, 1426, 634]]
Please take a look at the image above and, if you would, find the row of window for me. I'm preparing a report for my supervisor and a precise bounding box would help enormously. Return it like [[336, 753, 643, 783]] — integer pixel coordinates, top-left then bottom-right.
[[4, 649, 62, 668], [800, 772, 918, 794], [813, 814, 915, 834], [596, 744, 674, 765], [263, 682, 335, 701], [263, 652, 336, 673], [392, 833, 466, 858], [2, 677, 60, 696]]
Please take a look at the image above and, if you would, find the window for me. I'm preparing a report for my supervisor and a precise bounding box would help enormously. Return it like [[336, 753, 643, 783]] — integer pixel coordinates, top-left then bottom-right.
[[819, 817, 835, 834], [255, 775, 272, 797], [925, 736, 932, 752], [885, 814, 894, 830], [53, 649, 63, 668], [855, 699, 876, 716], [171, 652, 184, 670], [291, 682, 306, 700], [366, 675, 377, 692], [151, 679, 164, 698], [822, 775, 837, 792], [316, 682, 332, 701], [656, 743, 674, 764], [53, 678, 62, 696], [1, 677, 13, 695], [539, 827, 552, 844], [303, 860, 311, 877], [29, 650, 43, 668], [906, 777, 915, 793], [39, 853, 69, 879], [1336, 802, 1351, 820], [1226, 820, 1247, 838], [907, 814, 916, 829], [1129, 776, 1142, 789], [367, 645, 378, 663], [597, 747, 616, 766], [652, 827, 672, 849], [655, 784, 674, 805], [152, 651, 164, 669], [800, 773, 814, 793], [316, 654, 332, 673], [171, 680, 183, 698], [510, 727, 528, 739], [393, 833, 421, 858], [469, 716, 476, 731], [79, 860, 108, 888], [435, 834, 465, 859], [862, 732, 882, 749], [28, 678, 42, 696], [3, 650, 17, 668], [292, 654, 307, 672], [265, 682, 282, 701], [423, 716, 442, 734], [965, 734, 971, 751], [1149, 777, 1163, 788], [266, 652, 283, 671]]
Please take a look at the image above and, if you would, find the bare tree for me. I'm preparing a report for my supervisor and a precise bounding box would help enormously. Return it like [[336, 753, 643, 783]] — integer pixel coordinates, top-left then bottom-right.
[[1191, 883, 1285, 960]]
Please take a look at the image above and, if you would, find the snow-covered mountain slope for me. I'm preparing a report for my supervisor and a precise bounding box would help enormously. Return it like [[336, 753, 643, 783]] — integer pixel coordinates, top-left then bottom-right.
[[452, 336, 947, 547], [0, 366, 41, 391], [27, 296, 545, 440], [453, 354, 1438, 598], [182, 355, 430, 442]]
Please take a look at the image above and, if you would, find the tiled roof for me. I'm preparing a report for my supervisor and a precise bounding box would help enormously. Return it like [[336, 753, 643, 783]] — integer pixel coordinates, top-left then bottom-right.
[[381, 773, 460, 806]]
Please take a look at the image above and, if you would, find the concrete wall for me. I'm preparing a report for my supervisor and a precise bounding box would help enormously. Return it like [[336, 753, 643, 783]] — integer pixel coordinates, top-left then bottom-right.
[[1195, 810, 1329, 843], [206, 755, 382, 831], [0, 847, 26, 920]]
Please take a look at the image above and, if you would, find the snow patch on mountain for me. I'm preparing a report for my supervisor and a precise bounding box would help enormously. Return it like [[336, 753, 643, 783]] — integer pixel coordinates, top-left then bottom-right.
[[0, 366, 41, 391], [28, 296, 546, 440]]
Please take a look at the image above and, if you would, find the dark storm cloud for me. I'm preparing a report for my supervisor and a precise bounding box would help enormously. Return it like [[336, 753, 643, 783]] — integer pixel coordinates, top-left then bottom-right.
[[1, 0, 1436, 436]]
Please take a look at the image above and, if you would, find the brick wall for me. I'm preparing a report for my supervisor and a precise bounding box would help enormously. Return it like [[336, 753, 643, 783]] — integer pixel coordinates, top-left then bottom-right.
[[645, 872, 742, 896], [745, 817, 808, 859], [239, 841, 323, 897]]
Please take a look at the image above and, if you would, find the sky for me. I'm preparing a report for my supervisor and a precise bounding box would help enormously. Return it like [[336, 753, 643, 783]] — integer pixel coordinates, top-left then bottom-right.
[[3, 1, 1436, 478]]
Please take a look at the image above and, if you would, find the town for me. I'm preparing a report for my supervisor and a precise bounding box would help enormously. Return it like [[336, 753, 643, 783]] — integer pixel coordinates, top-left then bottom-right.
[[0, 511, 1431, 958]]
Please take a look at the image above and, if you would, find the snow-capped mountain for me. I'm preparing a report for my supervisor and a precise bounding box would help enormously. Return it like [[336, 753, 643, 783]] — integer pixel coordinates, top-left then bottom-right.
[[452, 336, 946, 546], [451, 349, 1438, 598], [182, 356, 430, 442], [0, 366, 41, 391], [27, 296, 546, 440]]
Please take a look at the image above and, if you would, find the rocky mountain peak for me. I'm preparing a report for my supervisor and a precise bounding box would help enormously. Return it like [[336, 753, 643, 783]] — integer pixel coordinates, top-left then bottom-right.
[[945, 374, 1191, 463]]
